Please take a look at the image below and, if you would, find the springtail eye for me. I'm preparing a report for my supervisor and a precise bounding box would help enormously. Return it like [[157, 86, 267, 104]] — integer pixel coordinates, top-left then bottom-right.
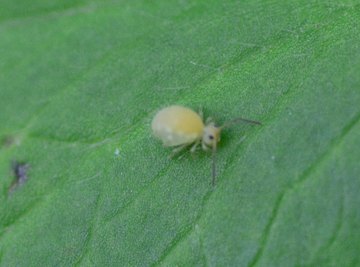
[[209, 135, 214, 140]]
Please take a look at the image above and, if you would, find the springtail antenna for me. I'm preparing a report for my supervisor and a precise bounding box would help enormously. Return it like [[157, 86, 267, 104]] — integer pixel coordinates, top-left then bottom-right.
[[221, 117, 261, 129]]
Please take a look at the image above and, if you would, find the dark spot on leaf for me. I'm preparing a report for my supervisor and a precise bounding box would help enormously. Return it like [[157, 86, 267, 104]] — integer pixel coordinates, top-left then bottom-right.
[[8, 161, 30, 194]]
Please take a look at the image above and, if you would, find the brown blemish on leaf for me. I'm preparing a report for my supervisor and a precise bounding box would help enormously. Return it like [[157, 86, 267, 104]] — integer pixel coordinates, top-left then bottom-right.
[[1, 135, 20, 148]]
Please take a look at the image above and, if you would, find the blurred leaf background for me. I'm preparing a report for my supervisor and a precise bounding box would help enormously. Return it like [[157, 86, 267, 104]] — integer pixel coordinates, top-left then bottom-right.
[[0, 0, 360, 266]]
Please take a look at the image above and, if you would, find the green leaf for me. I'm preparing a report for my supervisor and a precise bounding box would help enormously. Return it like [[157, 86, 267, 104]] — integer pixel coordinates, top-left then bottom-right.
[[1, 1, 360, 266]]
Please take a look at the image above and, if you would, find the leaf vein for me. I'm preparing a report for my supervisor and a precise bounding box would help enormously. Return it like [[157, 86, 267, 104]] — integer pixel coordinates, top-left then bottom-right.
[[248, 110, 360, 267], [73, 188, 103, 266]]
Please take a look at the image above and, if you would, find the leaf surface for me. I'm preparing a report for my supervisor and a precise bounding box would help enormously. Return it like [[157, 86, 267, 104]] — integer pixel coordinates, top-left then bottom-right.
[[0, 1, 360, 266]]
